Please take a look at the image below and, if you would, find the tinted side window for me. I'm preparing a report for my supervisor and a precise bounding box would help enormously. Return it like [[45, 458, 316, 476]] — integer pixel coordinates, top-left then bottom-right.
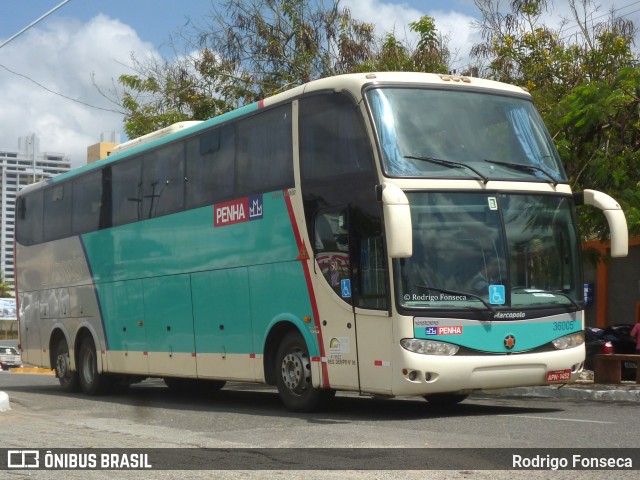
[[112, 158, 142, 226], [142, 142, 185, 218], [16, 191, 44, 246], [72, 170, 103, 235], [186, 124, 235, 208], [44, 184, 71, 241], [300, 94, 373, 180], [236, 104, 293, 195]]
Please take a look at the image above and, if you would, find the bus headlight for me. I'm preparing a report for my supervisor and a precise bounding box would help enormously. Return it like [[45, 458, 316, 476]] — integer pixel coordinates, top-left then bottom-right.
[[552, 332, 585, 350], [400, 338, 459, 356]]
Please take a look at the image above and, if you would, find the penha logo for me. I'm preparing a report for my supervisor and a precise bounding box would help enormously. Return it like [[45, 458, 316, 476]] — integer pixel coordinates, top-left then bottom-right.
[[214, 194, 263, 227]]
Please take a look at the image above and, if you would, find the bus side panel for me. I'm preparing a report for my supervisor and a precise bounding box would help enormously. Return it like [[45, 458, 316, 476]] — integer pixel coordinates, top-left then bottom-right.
[[249, 261, 321, 358], [15, 238, 104, 369], [192, 267, 256, 381], [143, 274, 197, 377], [97, 280, 148, 374], [17, 290, 41, 366]]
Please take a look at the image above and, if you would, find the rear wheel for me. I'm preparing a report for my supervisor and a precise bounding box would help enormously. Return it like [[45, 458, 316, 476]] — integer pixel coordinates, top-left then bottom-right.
[[54, 337, 80, 392], [78, 336, 113, 395], [275, 331, 334, 412]]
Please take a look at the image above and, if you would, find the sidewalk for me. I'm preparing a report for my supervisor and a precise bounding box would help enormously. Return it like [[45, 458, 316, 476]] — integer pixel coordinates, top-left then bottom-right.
[[479, 370, 640, 403]]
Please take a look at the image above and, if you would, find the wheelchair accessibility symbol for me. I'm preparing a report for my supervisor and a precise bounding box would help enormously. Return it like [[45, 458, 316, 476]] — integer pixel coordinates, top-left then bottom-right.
[[489, 285, 505, 305], [341, 279, 352, 298]]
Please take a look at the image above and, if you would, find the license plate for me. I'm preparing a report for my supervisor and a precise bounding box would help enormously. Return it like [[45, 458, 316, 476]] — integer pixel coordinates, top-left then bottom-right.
[[546, 369, 572, 382]]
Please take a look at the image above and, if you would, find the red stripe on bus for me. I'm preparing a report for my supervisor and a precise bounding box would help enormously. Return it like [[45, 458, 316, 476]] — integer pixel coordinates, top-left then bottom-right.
[[258, 99, 265, 109], [250, 353, 256, 358], [374, 360, 383, 366], [284, 192, 330, 388]]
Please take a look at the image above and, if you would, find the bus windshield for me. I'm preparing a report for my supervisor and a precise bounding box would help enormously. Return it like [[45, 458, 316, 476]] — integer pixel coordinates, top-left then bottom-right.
[[366, 87, 567, 182], [397, 192, 582, 312]]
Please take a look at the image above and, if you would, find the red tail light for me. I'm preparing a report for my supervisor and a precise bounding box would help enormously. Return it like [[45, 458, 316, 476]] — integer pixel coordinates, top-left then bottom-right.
[[600, 341, 614, 354]]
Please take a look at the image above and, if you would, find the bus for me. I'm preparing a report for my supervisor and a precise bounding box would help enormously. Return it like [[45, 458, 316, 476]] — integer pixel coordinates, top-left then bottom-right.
[[14, 72, 628, 412]]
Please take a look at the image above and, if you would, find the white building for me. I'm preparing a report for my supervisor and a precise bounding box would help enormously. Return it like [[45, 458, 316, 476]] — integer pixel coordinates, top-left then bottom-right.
[[0, 134, 71, 283]]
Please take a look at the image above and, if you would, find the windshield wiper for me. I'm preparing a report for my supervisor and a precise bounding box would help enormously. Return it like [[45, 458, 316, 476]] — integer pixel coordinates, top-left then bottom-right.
[[416, 285, 496, 320], [483, 159, 559, 186], [405, 156, 489, 184], [511, 288, 580, 311]]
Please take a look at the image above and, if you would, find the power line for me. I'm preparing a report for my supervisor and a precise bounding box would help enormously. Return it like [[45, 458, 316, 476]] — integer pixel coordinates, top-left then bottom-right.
[[0, 0, 123, 115], [558, 0, 640, 41], [0, 63, 123, 114], [0, 0, 72, 49]]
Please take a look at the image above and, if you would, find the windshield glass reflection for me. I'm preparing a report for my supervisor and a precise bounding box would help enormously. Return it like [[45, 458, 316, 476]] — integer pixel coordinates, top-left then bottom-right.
[[366, 87, 567, 182], [397, 192, 581, 313]]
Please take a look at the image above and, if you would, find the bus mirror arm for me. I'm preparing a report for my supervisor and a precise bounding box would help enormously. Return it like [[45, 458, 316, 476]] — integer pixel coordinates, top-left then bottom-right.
[[574, 189, 628, 257], [381, 183, 412, 258]]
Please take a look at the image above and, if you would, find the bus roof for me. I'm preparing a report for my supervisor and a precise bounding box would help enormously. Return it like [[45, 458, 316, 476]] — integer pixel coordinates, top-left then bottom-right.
[[20, 72, 530, 193]]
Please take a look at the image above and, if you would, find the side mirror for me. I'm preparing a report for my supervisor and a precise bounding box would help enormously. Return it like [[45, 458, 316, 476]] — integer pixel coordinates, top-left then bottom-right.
[[381, 183, 412, 258], [574, 189, 628, 257]]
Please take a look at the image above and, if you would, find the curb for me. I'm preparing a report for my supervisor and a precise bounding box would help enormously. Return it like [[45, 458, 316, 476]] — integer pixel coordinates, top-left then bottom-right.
[[10, 367, 55, 375], [480, 385, 640, 403], [0, 391, 9, 412]]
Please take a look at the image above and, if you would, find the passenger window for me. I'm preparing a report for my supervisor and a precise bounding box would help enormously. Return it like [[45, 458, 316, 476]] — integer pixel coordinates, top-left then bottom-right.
[[43, 184, 71, 241], [111, 158, 142, 226], [142, 142, 185, 218], [16, 191, 44, 245], [72, 170, 103, 234], [186, 124, 236, 208], [236, 104, 293, 195]]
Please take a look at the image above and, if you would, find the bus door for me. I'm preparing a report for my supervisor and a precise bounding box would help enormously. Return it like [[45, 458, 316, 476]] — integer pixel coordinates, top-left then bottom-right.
[[314, 207, 392, 394], [313, 207, 360, 390]]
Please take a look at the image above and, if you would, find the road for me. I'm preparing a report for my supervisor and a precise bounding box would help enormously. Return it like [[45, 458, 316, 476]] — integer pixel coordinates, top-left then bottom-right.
[[0, 372, 638, 479]]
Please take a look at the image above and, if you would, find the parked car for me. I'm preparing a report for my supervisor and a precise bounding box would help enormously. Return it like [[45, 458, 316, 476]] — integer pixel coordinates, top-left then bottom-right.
[[0, 346, 22, 370], [584, 324, 637, 379]]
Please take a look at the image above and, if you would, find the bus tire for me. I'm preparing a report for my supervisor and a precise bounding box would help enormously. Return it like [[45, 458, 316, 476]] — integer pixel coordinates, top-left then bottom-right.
[[78, 336, 112, 395], [423, 393, 469, 407], [54, 337, 80, 393], [275, 331, 334, 412]]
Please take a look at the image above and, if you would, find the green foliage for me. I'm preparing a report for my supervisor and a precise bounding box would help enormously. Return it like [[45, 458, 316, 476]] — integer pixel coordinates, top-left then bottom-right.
[[0, 271, 13, 297], [471, 0, 640, 240], [117, 2, 451, 138]]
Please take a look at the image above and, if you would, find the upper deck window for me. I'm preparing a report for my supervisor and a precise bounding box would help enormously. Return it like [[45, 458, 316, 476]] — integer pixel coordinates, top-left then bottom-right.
[[366, 87, 567, 183]]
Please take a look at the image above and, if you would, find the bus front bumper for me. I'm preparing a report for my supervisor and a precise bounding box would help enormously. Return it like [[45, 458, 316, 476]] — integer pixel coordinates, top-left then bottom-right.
[[391, 345, 585, 397]]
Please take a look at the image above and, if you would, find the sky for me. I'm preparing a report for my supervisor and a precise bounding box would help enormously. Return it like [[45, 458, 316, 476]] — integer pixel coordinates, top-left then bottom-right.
[[0, 0, 638, 168]]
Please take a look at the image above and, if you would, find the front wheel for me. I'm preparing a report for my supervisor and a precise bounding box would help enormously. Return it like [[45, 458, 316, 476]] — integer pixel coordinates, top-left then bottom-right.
[[275, 331, 334, 412], [78, 336, 113, 395], [54, 337, 80, 392]]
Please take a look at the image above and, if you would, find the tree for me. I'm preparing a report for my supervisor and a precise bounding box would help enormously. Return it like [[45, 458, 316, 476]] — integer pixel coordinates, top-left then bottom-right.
[[118, 0, 376, 138], [356, 16, 450, 73], [470, 0, 640, 239], [0, 272, 13, 297]]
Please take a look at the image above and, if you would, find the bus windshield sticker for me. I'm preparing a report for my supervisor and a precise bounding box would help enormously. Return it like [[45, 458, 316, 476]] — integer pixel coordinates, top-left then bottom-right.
[[488, 197, 498, 210], [489, 285, 505, 305], [340, 279, 352, 298]]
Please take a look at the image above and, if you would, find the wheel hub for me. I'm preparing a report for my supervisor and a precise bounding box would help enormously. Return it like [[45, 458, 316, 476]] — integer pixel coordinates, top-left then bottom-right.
[[281, 350, 310, 394], [56, 352, 70, 378]]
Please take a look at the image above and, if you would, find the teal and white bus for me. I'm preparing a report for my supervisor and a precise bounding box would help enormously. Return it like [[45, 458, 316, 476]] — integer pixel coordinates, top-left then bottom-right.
[[15, 72, 628, 411]]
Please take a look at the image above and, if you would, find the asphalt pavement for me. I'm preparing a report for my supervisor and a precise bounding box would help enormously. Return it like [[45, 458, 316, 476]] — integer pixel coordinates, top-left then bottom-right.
[[1, 368, 639, 407]]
